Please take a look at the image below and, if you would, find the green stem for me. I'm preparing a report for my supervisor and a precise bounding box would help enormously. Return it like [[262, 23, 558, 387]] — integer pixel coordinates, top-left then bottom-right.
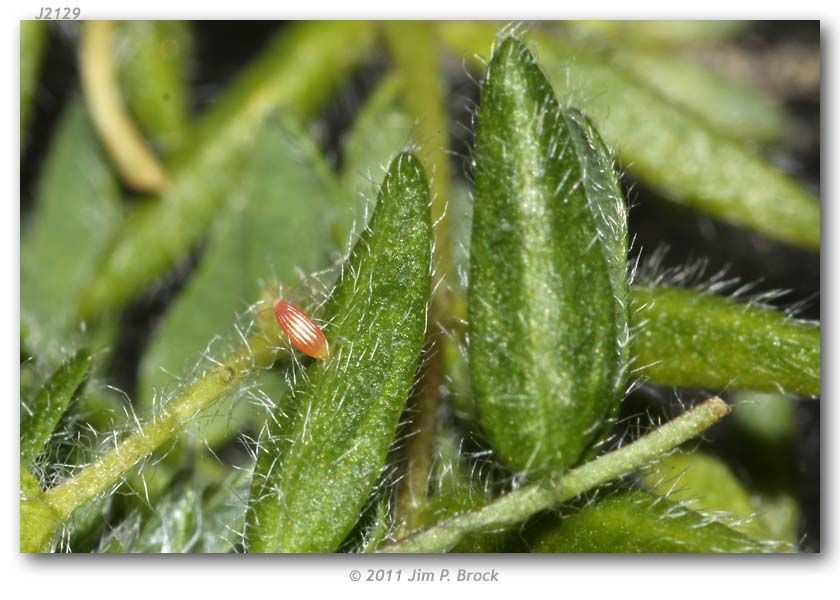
[[379, 397, 730, 552], [384, 20, 453, 534], [44, 334, 280, 520]]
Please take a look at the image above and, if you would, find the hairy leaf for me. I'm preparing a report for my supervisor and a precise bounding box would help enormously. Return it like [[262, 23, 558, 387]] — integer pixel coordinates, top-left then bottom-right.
[[642, 450, 773, 541], [529, 489, 785, 553], [469, 37, 629, 475], [380, 398, 729, 553], [127, 482, 203, 553], [246, 153, 432, 552], [631, 286, 820, 395], [20, 349, 92, 467]]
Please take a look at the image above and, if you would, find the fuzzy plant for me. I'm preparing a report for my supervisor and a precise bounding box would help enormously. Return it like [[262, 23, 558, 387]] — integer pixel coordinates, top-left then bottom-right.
[[19, 20, 819, 553]]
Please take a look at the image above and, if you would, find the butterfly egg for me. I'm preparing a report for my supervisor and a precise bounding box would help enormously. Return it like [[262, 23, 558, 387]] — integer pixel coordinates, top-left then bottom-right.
[[273, 300, 330, 360]]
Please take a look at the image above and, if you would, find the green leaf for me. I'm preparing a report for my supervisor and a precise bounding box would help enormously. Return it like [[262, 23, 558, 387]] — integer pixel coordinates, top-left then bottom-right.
[[246, 152, 433, 553], [631, 286, 820, 395], [128, 482, 203, 553], [613, 49, 785, 144], [21, 20, 48, 142], [20, 469, 61, 553], [138, 115, 335, 445], [468, 37, 629, 475], [529, 489, 785, 553], [20, 349, 92, 467], [729, 392, 800, 543], [642, 450, 773, 541], [78, 21, 376, 321], [117, 20, 192, 155], [567, 20, 744, 48], [21, 101, 121, 347], [194, 468, 252, 553], [442, 24, 820, 250]]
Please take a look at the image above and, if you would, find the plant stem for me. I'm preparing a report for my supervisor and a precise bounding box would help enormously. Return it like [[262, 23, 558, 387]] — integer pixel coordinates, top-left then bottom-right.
[[80, 20, 168, 192], [44, 334, 279, 520], [379, 397, 730, 552], [384, 22, 453, 531]]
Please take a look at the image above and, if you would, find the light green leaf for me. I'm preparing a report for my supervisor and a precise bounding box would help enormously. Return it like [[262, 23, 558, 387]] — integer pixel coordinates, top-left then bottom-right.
[[631, 286, 820, 395], [21, 101, 121, 349]]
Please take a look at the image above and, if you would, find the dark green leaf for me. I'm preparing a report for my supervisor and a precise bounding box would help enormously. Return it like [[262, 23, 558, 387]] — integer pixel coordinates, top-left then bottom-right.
[[246, 152, 432, 552], [469, 37, 629, 475], [20, 349, 92, 467]]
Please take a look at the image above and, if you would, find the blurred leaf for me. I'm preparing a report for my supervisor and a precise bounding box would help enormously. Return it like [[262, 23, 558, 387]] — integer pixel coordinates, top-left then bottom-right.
[[78, 21, 376, 321], [442, 23, 820, 250], [567, 20, 744, 48], [128, 482, 203, 553], [613, 49, 785, 144], [118, 20, 192, 155], [194, 468, 252, 553], [729, 391, 800, 543], [632, 286, 820, 395], [20, 349, 92, 467], [338, 74, 412, 244], [246, 153, 432, 552], [384, 22, 452, 274], [21, 20, 48, 142], [138, 116, 335, 446], [468, 37, 629, 475], [21, 101, 121, 349], [529, 489, 786, 553]]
